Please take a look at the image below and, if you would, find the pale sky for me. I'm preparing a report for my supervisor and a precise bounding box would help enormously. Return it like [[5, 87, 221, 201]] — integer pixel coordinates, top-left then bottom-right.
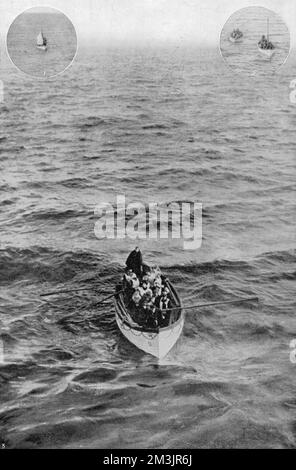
[[0, 0, 295, 47]]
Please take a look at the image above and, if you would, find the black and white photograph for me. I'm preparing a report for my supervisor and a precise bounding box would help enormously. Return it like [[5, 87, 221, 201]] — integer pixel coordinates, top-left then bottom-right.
[[0, 0, 295, 453], [6, 6, 77, 78]]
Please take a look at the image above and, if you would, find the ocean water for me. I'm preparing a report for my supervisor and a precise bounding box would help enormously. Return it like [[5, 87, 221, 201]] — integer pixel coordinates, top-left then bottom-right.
[[6, 11, 77, 78], [0, 45, 295, 448]]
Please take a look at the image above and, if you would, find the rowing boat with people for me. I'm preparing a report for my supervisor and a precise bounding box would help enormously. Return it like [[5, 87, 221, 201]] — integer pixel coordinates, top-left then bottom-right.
[[257, 18, 275, 59], [40, 247, 259, 359], [229, 36, 243, 44], [229, 28, 243, 43], [113, 248, 258, 359], [257, 45, 275, 59], [114, 275, 184, 359]]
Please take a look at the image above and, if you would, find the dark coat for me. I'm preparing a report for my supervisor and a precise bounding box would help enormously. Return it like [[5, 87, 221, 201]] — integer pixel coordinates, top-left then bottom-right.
[[155, 296, 172, 311], [126, 249, 143, 277], [155, 296, 172, 327]]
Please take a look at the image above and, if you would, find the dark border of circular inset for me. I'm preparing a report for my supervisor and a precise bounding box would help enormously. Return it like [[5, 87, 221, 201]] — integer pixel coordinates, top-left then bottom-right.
[[5, 4, 78, 80], [219, 5, 291, 76]]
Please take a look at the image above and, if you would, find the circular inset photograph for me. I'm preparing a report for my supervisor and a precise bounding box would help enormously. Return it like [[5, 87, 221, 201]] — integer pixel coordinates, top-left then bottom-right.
[[220, 6, 290, 75], [7, 6, 77, 78]]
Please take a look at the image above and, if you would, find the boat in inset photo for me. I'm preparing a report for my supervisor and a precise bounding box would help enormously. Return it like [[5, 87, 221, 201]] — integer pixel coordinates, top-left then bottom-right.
[[257, 18, 275, 59], [229, 28, 243, 43], [36, 30, 47, 51], [7, 6, 77, 78]]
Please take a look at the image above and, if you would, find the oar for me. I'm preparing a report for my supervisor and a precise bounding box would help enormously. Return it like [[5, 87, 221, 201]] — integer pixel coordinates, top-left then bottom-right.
[[56, 290, 124, 324], [95, 290, 123, 307], [40, 286, 101, 297], [75, 295, 258, 326], [159, 296, 259, 312]]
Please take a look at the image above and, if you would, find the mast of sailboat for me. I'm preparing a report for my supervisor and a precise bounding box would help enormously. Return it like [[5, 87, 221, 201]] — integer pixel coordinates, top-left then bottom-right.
[[267, 18, 269, 41]]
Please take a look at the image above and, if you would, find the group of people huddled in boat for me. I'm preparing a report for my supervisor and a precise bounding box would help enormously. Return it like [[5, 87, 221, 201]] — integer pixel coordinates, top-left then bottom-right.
[[122, 247, 173, 328], [230, 28, 243, 40], [258, 35, 275, 50]]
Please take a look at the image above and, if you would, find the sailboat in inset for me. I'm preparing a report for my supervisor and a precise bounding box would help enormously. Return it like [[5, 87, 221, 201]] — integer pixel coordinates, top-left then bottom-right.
[[36, 31, 47, 51], [257, 18, 275, 59]]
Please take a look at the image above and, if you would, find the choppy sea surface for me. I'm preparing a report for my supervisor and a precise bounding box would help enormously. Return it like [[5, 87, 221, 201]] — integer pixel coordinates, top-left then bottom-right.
[[0, 46, 295, 448]]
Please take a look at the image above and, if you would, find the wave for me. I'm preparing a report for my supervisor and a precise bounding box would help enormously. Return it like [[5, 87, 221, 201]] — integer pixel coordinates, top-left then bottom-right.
[[76, 116, 137, 131], [0, 146, 26, 154], [166, 258, 253, 276], [256, 250, 296, 264], [237, 321, 286, 339], [0, 197, 18, 207], [0, 247, 113, 285], [23, 208, 92, 222], [78, 116, 106, 129], [1, 246, 294, 286]]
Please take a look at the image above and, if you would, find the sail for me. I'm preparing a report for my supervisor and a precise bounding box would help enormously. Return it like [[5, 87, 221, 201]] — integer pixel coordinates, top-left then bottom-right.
[[37, 32, 44, 46]]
